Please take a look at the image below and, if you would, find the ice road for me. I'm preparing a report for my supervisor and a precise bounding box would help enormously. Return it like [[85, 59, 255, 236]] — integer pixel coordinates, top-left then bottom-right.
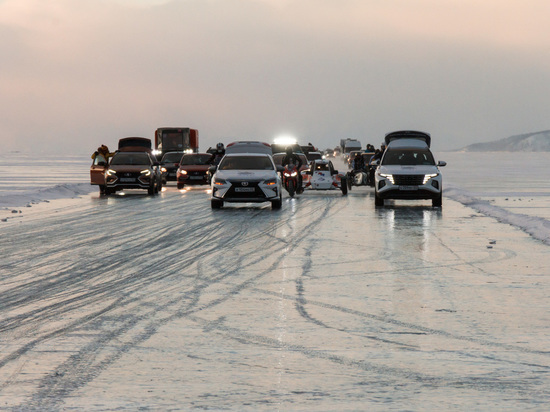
[[1, 183, 549, 410]]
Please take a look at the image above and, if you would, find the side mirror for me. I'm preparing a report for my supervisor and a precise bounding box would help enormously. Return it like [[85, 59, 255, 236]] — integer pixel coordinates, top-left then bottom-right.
[[208, 166, 217, 174], [437, 161, 447, 167], [332, 170, 338, 175], [97, 161, 106, 167], [276, 165, 285, 173]]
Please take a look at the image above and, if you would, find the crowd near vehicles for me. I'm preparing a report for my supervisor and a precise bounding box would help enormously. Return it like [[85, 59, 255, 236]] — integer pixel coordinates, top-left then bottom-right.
[[302, 159, 347, 195], [90, 137, 163, 196], [209, 153, 283, 209], [90, 130, 446, 207], [176, 153, 213, 189], [374, 130, 446, 207]]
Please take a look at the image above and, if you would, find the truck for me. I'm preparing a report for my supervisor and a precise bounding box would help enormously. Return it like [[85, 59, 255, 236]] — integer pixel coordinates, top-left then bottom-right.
[[154, 127, 199, 159]]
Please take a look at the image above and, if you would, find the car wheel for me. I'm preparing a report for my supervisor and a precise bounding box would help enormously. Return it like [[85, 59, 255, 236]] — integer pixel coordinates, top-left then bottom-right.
[[177, 183, 184, 190], [99, 185, 106, 195], [104, 187, 113, 196], [272, 194, 282, 209], [148, 183, 155, 195], [211, 199, 223, 209], [432, 193, 442, 207], [375, 192, 384, 206]]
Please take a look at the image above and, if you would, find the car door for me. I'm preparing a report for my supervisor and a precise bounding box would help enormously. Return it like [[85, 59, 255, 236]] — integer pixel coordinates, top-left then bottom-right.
[[90, 155, 108, 185]]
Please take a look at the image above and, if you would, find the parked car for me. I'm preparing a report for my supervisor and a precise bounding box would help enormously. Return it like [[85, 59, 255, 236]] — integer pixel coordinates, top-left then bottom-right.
[[160, 151, 184, 183], [104, 151, 162, 195], [210, 153, 283, 209], [306, 151, 323, 163], [374, 130, 446, 207], [176, 153, 214, 189]]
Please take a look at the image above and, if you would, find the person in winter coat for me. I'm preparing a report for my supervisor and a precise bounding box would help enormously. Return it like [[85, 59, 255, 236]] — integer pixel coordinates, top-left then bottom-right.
[[91, 145, 114, 164]]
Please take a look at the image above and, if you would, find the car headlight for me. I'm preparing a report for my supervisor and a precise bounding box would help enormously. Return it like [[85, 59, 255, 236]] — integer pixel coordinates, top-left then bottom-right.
[[161, 167, 167, 173], [141, 169, 151, 176], [423, 173, 439, 184], [179, 170, 188, 175], [264, 178, 277, 186], [213, 177, 227, 186], [379, 173, 394, 184], [106, 169, 116, 176]]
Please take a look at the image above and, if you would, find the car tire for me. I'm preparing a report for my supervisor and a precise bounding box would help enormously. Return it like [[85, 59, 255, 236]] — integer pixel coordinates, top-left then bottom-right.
[[272, 194, 282, 209], [177, 183, 184, 190], [148, 184, 155, 196], [104, 187, 113, 196], [375, 192, 384, 206], [347, 173, 352, 190], [432, 193, 442, 207], [211, 199, 223, 209], [99, 185, 106, 195]]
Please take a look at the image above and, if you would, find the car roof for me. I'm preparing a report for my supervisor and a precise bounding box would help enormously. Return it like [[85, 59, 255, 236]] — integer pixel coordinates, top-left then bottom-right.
[[225, 141, 272, 154], [223, 152, 271, 157], [385, 130, 431, 147]]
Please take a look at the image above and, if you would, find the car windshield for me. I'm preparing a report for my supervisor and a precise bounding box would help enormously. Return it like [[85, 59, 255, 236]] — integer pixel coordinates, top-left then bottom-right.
[[110, 153, 151, 166], [162, 153, 183, 163], [180, 154, 213, 165], [381, 149, 435, 166], [219, 156, 274, 170]]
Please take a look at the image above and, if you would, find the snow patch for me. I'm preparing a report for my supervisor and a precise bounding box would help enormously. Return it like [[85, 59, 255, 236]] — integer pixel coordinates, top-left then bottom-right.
[[0, 183, 96, 208], [445, 187, 550, 245]]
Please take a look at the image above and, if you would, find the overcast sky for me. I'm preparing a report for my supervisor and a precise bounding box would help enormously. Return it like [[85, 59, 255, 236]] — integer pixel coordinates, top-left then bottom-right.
[[1, 0, 549, 153]]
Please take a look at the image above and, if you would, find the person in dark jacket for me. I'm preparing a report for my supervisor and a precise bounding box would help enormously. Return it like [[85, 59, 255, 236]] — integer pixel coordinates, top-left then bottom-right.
[[281, 146, 303, 192]]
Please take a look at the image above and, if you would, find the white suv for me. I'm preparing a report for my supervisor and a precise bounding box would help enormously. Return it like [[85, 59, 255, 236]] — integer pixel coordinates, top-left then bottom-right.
[[374, 131, 446, 207], [210, 153, 283, 209]]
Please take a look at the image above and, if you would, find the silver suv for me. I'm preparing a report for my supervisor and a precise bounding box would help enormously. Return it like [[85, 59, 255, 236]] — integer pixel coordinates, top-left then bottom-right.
[[374, 131, 446, 207]]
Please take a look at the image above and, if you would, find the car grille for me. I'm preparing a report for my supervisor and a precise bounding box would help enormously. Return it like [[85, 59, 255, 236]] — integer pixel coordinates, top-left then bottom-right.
[[226, 180, 263, 198], [117, 171, 141, 178], [393, 175, 424, 185]]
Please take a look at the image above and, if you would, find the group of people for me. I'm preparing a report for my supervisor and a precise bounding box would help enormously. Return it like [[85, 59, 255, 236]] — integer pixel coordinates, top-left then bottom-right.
[[349, 142, 387, 184], [350, 142, 386, 171]]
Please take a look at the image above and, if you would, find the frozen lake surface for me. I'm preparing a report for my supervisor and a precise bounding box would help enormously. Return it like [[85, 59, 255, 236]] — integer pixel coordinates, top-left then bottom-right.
[[1, 152, 549, 410]]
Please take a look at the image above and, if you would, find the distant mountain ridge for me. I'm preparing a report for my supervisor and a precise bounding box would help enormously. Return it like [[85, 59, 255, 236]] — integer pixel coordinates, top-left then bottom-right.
[[460, 130, 550, 152]]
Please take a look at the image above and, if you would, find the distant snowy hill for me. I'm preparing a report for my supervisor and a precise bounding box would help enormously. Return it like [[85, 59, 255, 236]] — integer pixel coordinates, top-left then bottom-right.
[[460, 130, 550, 152]]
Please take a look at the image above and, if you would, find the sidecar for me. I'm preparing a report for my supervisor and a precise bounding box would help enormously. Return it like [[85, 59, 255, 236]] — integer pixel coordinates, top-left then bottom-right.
[[302, 159, 347, 195]]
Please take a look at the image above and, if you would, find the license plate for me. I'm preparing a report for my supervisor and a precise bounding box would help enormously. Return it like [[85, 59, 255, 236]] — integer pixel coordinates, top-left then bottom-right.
[[190, 176, 204, 180], [399, 185, 418, 191], [235, 187, 255, 192], [169, 172, 177, 177], [120, 178, 136, 182]]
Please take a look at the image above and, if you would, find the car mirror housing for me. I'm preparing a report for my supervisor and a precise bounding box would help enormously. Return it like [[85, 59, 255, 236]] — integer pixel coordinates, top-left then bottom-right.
[[437, 161, 447, 167], [276, 165, 285, 172], [208, 165, 217, 174]]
